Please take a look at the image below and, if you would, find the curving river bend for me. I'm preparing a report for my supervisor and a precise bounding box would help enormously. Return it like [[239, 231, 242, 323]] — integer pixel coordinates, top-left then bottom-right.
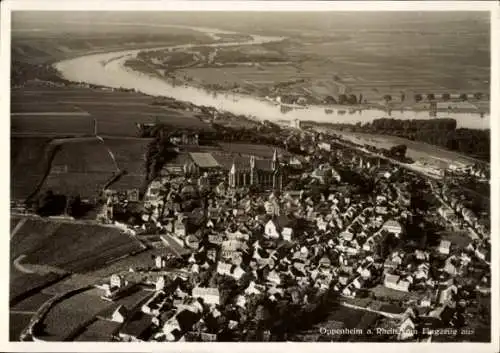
[[54, 25, 489, 130]]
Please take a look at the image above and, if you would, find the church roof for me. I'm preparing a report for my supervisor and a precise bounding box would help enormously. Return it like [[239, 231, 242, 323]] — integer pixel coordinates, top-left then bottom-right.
[[212, 153, 275, 172]]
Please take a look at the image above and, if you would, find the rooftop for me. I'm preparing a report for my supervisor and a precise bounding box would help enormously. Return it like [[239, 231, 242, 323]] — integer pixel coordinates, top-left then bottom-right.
[[189, 152, 221, 169]]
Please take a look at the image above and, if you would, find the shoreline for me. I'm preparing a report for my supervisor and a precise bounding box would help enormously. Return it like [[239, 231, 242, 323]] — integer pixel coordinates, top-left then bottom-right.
[[51, 25, 490, 130]]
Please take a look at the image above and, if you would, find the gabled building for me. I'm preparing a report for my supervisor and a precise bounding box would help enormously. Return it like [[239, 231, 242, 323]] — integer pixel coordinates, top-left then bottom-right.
[[228, 150, 284, 191]]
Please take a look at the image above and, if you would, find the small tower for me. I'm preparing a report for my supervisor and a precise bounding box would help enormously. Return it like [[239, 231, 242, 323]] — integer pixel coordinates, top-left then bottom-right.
[[229, 161, 237, 188], [250, 155, 256, 185], [272, 149, 279, 171], [272, 149, 282, 191]]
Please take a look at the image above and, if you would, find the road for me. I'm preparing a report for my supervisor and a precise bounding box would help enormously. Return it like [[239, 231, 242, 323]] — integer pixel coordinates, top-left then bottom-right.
[[427, 181, 481, 241], [161, 234, 191, 257]]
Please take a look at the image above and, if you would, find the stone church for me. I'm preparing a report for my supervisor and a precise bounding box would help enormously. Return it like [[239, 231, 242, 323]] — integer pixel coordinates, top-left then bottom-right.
[[228, 150, 283, 191]]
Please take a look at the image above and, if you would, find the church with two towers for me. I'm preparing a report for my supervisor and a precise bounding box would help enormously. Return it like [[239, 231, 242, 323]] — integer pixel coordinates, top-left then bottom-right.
[[228, 149, 283, 191]]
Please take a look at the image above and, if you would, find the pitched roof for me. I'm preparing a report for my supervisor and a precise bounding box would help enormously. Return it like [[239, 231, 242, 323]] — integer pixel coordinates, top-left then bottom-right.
[[385, 273, 400, 284], [440, 240, 451, 248], [189, 153, 220, 168]]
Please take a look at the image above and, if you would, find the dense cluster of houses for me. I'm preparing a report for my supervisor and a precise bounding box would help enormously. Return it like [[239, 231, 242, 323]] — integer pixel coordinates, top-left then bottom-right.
[[89, 124, 490, 342]]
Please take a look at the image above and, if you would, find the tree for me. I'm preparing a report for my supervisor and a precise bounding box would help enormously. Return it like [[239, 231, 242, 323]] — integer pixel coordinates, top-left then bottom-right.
[[459, 93, 468, 101], [324, 95, 337, 104], [414, 93, 423, 102], [347, 94, 358, 105], [66, 194, 83, 218], [383, 94, 392, 103], [474, 92, 483, 100], [389, 144, 407, 158], [35, 190, 67, 217], [337, 94, 348, 105], [426, 93, 435, 101], [441, 93, 451, 101]]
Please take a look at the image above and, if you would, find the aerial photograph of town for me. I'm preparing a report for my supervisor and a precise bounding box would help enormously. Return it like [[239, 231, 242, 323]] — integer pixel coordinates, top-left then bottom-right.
[[8, 7, 493, 345]]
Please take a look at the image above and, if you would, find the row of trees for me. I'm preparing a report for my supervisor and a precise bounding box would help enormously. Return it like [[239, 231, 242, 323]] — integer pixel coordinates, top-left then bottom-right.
[[369, 118, 457, 132], [383, 92, 485, 103], [360, 118, 490, 161], [144, 130, 179, 187], [322, 91, 486, 106], [30, 190, 89, 218]]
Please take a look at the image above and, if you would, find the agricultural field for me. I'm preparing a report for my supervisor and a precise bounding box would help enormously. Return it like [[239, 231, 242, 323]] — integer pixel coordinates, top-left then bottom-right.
[[11, 292, 54, 313], [122, 12, 490, 107], [36, 138, 120, 200], [11, 115, 93, 136], [11, 218, 145, 274], [75, 319, 121, 341], [85, 248, 165, 278], [10, 313, 32, 341], [37, 288, 113, 341], [10, 270, 66, 305], [11, 85, 212, 137], [12, 13, 216, 64], [11, 136, 54, 200], [103, 137, 151, 176], [219, 142, 290, 159]]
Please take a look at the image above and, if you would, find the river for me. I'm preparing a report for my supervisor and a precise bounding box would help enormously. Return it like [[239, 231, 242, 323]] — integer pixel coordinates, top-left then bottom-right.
[[54, 25, 489, 130]]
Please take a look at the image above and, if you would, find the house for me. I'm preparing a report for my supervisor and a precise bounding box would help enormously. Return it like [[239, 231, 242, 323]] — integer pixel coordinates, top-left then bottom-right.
[[192, 287, 220, 306], [98, 304, 128, 323], [415, 264, 430, 281], [264, 216, 295, 240], [282, 227, 293, 241], [231, 266, 246, 280], [174, 217, 187, 238], [415, 250, 429, 261], [382, 220, 403, 237], [438, 207, 455, 220], [438, 240, 451, 255], [267, 270, 281, 285], [163, 317, 182, 342], [340, 230, 354, 241], [216, 262, 232, 276], [384, 274, 410, 292], [439, 284, 458, 304], [156, 276, 167, 291], [419, 292, 433, 308], [264, 219, 280, 239], [110, 274, 124, 288], [221, 239, 248, 258], [316, 217, 328, 231], [155, 255, 168, 269], [208, 234, 224, 245], [319, 256, 331, 268], [144, 180, 164, 204], [397, 317, 416, 341], [244, 281, 262, 295], [188, 152, 221, 176], [443, 257, 459, 276], [142, 291, 168, 316]]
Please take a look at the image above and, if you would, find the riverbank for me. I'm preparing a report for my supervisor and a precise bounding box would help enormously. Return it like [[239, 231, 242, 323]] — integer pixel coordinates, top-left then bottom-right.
[[52, 25, 490, 130]]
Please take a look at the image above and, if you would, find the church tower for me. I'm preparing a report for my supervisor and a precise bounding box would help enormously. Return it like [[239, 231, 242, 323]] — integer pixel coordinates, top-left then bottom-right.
[[272, 149, 282, 191], [250, 155, 257, 185], [272, 149, 278, 171], [229, 161, 237, 188]]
